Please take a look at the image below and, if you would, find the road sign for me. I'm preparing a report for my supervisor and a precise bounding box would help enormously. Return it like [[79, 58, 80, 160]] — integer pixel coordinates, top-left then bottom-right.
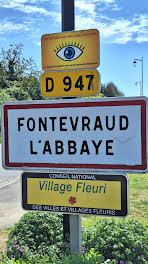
[[41, 29, 99, 71], [22, 172, 128, 217], [2, 97, 148, 172], [41, 69, 100, 97]]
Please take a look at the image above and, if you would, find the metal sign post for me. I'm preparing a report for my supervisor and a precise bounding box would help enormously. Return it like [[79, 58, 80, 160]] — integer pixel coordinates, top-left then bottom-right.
[[62, 0, 82, 255], [62, 0, 74, 31]]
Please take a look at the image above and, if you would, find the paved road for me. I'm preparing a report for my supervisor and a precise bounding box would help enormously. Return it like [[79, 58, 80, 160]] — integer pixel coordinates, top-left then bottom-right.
[[0, 144, 25, 228], [0, 179, 25, 228], [0, 144, 21, 186]]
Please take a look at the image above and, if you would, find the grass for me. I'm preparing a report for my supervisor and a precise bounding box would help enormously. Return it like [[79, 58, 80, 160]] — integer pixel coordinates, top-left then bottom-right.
[[127, 173, 148, 227], [83, 173, 148, 229]]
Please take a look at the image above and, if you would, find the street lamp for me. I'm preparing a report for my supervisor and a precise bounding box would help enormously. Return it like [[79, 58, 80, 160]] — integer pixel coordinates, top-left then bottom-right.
[[133, 57, 143, 96], [135, 81, 141, 96]]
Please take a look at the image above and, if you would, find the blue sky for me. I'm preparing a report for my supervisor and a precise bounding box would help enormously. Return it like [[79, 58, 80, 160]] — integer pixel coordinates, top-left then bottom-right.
[[0, 0, 148, 97]]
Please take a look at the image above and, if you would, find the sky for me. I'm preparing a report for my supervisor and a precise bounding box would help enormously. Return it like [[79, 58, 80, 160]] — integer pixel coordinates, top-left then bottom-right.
[[0, 0, 148, 97]]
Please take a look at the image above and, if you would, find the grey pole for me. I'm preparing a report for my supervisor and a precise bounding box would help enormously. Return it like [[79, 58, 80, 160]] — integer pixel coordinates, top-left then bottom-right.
[[61, 0, 82, 255], [141, 56, 143, 96], [70, 214, 82, 254], [62, 0, 75, 32], [133, 57, 144, 96]]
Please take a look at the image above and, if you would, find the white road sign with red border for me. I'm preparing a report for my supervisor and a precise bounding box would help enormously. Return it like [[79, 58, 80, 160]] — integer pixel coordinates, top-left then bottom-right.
[[1, 97, 148, 172]]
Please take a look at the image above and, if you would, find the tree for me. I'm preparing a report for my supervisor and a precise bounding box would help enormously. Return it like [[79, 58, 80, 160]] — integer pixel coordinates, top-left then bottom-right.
[[101, 82, 124, 97], [0, 44, 40, 86], [0, 63, 7, 88], [22, 75, 43, 100], [0, 44, 43, 102], [0, 89, 16, 104]]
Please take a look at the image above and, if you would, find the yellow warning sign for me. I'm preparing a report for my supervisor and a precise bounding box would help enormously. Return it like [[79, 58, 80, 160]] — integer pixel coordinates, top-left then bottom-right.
[[41, 29, 99, 71]]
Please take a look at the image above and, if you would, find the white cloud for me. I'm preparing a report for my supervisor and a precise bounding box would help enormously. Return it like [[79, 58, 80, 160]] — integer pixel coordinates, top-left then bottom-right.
[[75, 0, 119, 29], [1, 0, 148, 45], [75, 0, 117, 13], [0, 1, 49, 15], [0, 21, 30, 34], [135, 15, 148, 42], [0, 0, 43, 5], [0, 0, 61, 20], [0, 0, 36, 7], [17, 5, 49, 15], [99, 19, 132, 44], [104, 0, 115, 3], [136, 33, 148, 42], [99, 14, 148, 44], [76, 15, 97, 29], [77, 0, 115, 3], [75, 0, 148, 45], [75, 1, 95, 16]]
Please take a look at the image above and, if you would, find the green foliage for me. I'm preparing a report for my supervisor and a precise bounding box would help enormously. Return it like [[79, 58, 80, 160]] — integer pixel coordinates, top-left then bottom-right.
[[1, 250, 105, 264], [128, 173, 148, 227], [0, 89, 16, 104], [0, 253, 56, 263], [101, 82, 124, 97], [82, 218, 148, 263], [57, 249, 104, 264], [4, 87, 31, 101], [0, 44, 42, 102], [22, 75, 43, 100], [0, 44, 39, 82], [129, 173, 148, 192], [6, 212, 63, 262], [0, 63, 7, 88], [1, 212, 148, 264]]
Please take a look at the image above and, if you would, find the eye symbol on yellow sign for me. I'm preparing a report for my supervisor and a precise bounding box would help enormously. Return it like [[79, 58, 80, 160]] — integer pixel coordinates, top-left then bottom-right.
[[54, 42, 85, 61]]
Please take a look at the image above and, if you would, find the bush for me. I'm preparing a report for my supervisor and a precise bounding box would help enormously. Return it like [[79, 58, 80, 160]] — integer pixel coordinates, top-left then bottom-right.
[[0, 250, 105, 264], [5, 86, 31, 101], [6, 212, 63, 262], [56, 249, 104, 264], [1, 213, 148, 263], [82, 218, 148, 263]]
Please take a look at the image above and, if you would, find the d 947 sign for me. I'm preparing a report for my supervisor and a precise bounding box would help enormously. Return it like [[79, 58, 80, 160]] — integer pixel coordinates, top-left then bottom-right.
[[41, 69, 99, 98]]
